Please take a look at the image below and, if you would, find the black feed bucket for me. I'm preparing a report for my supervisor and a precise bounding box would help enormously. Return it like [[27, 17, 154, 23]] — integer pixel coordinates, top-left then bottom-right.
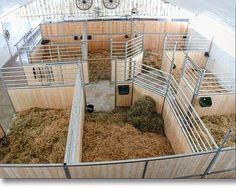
[[87, 104, 94, 113]]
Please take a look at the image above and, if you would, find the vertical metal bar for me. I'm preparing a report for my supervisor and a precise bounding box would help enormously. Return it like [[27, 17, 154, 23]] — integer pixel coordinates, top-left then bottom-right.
[[63, 163, 71, 179], [201, 129, 232, 179], [114, 59, 117, 107], [131, 61, 136, 106], [169, 42, 177, 75], [191, 69, 205, 105], [124, 42, 128, 81], [16, 45, 23, 66], [0, 70, 16, 114], [142, 161, 148, 179], [204, 37, 214, 69], [180, 53, 188, 80], [80, 61, 87, 106]]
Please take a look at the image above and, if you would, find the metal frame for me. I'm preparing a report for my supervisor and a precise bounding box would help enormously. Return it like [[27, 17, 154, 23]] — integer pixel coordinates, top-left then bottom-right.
[[180, 54, 236, 104]]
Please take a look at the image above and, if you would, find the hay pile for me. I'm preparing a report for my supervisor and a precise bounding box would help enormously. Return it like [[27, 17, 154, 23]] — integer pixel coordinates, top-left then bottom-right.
[[82, 97, 173, 162], [0, 108, 70, 164], [88, 50, 111, 82], [201, 114, 236, 147], [143, 50, 162, 69], [127, 96, 164, 135]]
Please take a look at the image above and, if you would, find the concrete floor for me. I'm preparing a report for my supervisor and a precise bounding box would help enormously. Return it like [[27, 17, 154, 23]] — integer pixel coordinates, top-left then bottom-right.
[[85, 80, 115, 112]]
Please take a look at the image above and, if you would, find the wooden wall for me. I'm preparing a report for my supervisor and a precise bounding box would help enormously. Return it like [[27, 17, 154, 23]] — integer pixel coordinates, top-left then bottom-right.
[[188, 51, 207, 68], [194, 94, 236, 117], [206, 170, 236, 179], [144, 152, 214, 178], [209, 148, 235, 173], [116, 83, 133, 107], [68, 162, 145, 178], [40, 20, 188, 52], [8, 87, 74, 112], [0, 165, 66, 178], [162, 100, 192, 154], [111, 52, 143, 82], [65, 71, 85, 164], [161, 51, 172, 75]]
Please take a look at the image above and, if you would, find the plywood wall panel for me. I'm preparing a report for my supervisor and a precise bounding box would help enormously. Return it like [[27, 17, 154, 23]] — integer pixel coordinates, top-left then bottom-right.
[[8, 87, 74, 112], [144, 152, 214, 178], [68, 162, 145, 178], [206, 170, 236, 179], [210, 149, 236, 173], [194, 94, 235, 117], [162, 100, 192, 154], [0, 166, 66, 178]]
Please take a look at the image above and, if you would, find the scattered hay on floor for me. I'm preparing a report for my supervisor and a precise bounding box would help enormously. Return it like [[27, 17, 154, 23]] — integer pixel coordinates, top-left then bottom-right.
[[127, 96, 164, 135], [201, 114, 236, 147], [143, 50, 162, 69], [0, 108, 70, 164], [82, 106, 173, 162], [88, 50, 111, 82]]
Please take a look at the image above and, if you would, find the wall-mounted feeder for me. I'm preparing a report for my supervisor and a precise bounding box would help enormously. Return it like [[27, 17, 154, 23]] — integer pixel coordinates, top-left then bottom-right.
[[204, 52, 210, 57], [80, 36, 83, 40], [41, 39, 50, 45], [172, 64, 176, 69], [199, 97, 212, 107], [74, 36, 79, 40], [118, 85, 129, 95], [86, 104, 94, 113], [183, 35, 187, 39], [87, 35, 92, 40], [125, 34, 129, 39]]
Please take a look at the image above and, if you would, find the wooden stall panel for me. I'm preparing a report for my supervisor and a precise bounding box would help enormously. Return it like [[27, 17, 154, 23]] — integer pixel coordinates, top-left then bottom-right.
[[162, 100, 192, 154], [8, 87, 74, 112], [161, 52, 172, 75], [206, 170, 236, 179], [132, 85, 164, 114], [116, 84, 132, 107], [0, 166, 66, 178], [194, 94, 236, 117], [175, 51, 185, 69], [188, 51, 207, 68], [88, 36, 110, 52], [209, 149, 236, 173], [178, 79, 193, 102], [68, 162, 145, 178], [145, 153, 214, 178]]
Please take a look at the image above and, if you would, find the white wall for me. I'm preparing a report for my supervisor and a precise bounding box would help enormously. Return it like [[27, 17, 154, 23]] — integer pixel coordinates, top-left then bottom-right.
[[0, 19, 42, 68], [188, 14, 235, 74], [0, 24, 11, 67]]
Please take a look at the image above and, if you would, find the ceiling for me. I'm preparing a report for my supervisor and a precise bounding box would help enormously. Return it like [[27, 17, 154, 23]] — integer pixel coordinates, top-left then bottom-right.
[[167, 0, 235, 30], [0, 0, 235, 30], [0, 0, 30, 16]]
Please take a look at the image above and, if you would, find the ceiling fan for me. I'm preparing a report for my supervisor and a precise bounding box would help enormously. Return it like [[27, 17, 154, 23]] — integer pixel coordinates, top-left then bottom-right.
[[103, 0, 120, 9], [76, 0, 93, 10]]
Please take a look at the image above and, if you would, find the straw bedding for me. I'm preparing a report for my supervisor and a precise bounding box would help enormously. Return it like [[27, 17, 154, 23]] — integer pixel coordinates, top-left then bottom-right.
[[201, 114, 236, 147], [0, 108, 70, 164], [82, 98, 174, 162], [88, 50, 111, 82], [143, 50, 162, 69]]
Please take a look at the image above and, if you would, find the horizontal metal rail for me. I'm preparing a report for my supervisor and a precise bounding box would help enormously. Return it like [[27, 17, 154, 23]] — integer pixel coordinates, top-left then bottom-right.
[[0, 62, 80, 89]]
